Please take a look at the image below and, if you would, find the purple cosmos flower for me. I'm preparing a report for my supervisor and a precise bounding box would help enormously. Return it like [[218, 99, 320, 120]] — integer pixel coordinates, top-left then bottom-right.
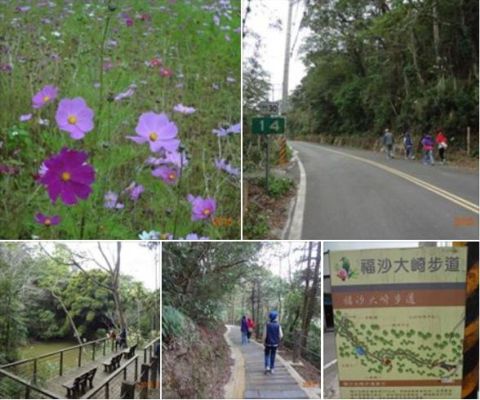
[[215, 158, 239, 176], [138, 230, 160, 240], [35, 213, 60, 226], [114, 84, 137, 101], [19, 113, 32, 122], [184, 233, 210, 240], [55, 97, 94, 140], [16, 6, 31, 12], [104, 191, 124, 209], [187, 194, 216, 221], [124, 182, 144, 201], [212, 122, 241, 137], [38, 148, 95, 205], [152, 165, 179, 185], [173, 103, 196, 114], [32, 85, 58, 109], [127, 112, 179, 153]]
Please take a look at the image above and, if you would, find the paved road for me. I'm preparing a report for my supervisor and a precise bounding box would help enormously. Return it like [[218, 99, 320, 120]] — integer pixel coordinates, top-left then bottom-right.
[[227, 326, 309, 399], [290, 141, 479, 239]]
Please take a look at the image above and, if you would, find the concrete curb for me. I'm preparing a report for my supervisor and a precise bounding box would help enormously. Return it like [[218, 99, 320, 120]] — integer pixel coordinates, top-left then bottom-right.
[[224, 325, 245, 399], [282, 148, 307, 240]]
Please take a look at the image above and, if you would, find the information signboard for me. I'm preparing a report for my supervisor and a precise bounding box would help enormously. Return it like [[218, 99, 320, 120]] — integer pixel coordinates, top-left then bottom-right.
[[330, 247, 467, 399], [251, 117, 285, 135]]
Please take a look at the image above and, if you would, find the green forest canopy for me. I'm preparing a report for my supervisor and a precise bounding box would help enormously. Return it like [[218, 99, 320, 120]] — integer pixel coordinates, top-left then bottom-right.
[[288, 0, 478, 144], [0, 242, 160, 365]]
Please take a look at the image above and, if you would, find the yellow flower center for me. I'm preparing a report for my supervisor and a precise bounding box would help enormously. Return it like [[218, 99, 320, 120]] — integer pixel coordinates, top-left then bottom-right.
[[61, 171, 71, 182], [149, 132, 158, 141], [168, 172, 176, 181], [43, 95, 50, 102], [203, 208, 211, 216], [67, 115, 77, 124], [44, 218, 51, 226]]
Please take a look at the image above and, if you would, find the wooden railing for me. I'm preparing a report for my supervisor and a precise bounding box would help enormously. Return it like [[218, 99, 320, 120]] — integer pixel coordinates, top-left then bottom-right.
[[86, 355, 139, 399], [142, 337, 160, 364], [0, 368, 58, 399], [0, 337, 117, 385]]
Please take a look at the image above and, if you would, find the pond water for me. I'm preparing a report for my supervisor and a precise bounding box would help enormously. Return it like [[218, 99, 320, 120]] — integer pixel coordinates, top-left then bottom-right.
[[19, 341, 77, 359]]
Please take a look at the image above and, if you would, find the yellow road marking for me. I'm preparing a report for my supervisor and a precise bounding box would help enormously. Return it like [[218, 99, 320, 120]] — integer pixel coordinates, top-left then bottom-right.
[[320, 146, 479, 215]]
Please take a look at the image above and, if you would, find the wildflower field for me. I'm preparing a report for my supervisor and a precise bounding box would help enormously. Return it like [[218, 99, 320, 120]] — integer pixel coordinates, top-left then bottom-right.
[[0, 0, 240, 239]]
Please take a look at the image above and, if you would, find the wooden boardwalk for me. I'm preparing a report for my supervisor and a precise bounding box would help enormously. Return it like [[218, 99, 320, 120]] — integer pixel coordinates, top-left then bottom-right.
[[228, 326, 309, 399], [43, 349, 157, 399]]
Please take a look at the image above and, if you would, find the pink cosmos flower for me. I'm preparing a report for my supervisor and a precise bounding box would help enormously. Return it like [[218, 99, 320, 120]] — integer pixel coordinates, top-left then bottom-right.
[[152, 165, 179, 185], [104, 191, 124, 209], [124, 182, 144, 201], [55, 97, 94, 140], [19, 113, 32, 122], [187, 194, 216, 221], [38, 148, 95, 205], [35, 213, 60, 226], [32, 85, 58, 109], [160, 67, 173, 77], [173, 103, 196, 114], [127, 112, 179, 153]]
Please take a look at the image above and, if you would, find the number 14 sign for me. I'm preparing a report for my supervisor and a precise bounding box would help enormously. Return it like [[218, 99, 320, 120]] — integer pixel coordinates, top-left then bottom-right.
[[252, 116, 285, 135]]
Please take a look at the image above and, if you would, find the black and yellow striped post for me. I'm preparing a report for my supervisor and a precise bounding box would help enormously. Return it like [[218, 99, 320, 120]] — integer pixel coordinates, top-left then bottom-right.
[[453, 242, 479, 398], [278, 135, 288, 165]]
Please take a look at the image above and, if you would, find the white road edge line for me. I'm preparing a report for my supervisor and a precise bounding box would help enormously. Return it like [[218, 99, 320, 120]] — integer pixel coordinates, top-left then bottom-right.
[[324, 359, 337, 370], [288, 149, 307, 240]]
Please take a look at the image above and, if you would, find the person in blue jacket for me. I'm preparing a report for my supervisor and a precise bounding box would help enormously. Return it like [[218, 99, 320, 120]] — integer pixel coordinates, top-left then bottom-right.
[[263, 311, 283, 374], [240, 315, 249, 345]]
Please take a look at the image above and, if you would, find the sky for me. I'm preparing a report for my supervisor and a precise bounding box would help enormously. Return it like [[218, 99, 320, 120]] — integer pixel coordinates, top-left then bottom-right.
[[41, 241, 159, 291], [243, 0, 310, 101]]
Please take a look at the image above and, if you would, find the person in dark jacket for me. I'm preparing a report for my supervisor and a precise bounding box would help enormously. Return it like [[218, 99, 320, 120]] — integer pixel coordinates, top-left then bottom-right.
[[240, 316, 249, 345], [263, 311, 283, 374]]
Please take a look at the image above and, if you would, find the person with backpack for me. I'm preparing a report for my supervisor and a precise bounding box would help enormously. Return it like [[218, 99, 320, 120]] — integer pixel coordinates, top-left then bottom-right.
[[421, 132, 435, 165], [435, 128, 448, 164], [263, 311, 283, 374], [403, 130, 414, 159], [240, 315, 249, 345], [382, 128, 395, 159], [247, 317, 255, 342]]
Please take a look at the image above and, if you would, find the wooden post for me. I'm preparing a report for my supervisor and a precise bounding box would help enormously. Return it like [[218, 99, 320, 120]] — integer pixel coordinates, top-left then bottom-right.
[[59, 351, 63, 376], [140, 364, 149, 398], [78, 346, 82, 368], [25, 385, 30, 399], [150, 356, 159, 389], [134, 357, 138, 381], [144, 348, 147, 363], [105, 382, 109, 399], [92, 343, 96, 361], [103, 339, 106, 356], [32, 359, 37, 384], [292, 330, 301, 363], [120, 381, 135, 399], [467, 126, 471, 156]]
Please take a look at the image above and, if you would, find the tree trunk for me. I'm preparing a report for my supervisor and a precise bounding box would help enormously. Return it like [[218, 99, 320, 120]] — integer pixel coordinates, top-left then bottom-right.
[[300, 243, 313, 351], [303, 242, 321, 351], [49, 289, 82, 345], [432, 0, 441, 65]]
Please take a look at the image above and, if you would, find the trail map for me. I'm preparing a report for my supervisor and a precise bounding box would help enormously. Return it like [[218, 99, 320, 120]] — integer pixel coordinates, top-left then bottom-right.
[[330, 247, 467, 399]]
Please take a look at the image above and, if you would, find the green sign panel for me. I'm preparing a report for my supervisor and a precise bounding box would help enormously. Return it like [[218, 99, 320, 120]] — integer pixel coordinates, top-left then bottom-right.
[[251, 117, 285, 135], [330, 246, 467, 399]]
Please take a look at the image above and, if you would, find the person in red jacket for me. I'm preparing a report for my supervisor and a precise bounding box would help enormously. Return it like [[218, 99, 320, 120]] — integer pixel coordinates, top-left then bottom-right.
[[435, 129, 448, 164], [247, 317, 255, 342]]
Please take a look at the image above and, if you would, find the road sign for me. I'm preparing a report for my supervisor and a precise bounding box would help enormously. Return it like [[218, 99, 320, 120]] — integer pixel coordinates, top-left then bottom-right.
[[330, 246, 468, 399], [252, 117, 285, 135], [258, 101, 279, 115]]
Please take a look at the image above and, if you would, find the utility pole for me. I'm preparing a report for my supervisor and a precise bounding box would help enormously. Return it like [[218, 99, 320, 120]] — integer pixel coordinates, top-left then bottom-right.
[[281, 0, 295, 115]]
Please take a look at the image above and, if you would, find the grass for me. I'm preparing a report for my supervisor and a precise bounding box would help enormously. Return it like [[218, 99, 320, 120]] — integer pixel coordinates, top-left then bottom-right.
[[0, 0, 240, 239]]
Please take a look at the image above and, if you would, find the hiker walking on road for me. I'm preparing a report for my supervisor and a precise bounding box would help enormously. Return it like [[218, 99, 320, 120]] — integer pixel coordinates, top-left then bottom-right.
[[263, 311, 283, 374], [435, 129, 448, 164], [241, 315, 249, 345], [421, 132, 435, 165], [247, 317, 255, 342], [383, 128, 395, 159], [403, 130, 414, 159]]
